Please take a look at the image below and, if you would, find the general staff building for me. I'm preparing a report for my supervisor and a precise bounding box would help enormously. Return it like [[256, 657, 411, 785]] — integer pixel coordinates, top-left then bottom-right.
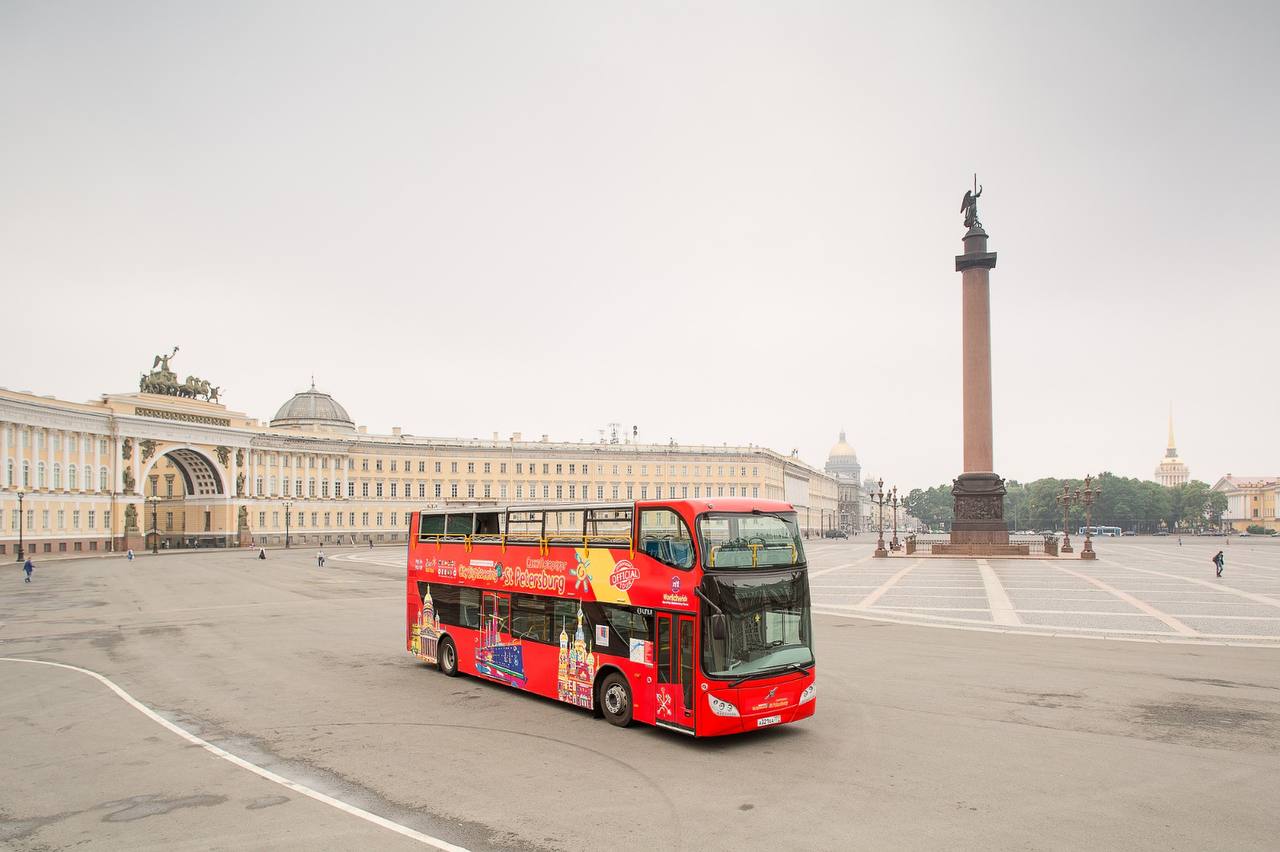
[[0, 374, 838, 556]]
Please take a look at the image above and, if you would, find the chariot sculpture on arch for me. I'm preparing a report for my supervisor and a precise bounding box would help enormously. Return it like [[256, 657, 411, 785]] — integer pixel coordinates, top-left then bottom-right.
[[138, 346, 223, 402]]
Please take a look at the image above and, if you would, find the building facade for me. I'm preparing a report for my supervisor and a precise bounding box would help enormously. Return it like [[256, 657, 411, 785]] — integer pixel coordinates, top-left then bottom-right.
[[1154, 411, 1190, 487], [1212, 475, 1278, 533], [824, 430, 862, 532], [1, 360, 838, 557]]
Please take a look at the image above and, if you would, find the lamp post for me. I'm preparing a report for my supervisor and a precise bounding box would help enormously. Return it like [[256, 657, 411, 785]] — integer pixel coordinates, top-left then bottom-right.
[[149, 496, 160, 554], [890, 486, 901, 551], [284, 500, 292, 549], [1079, 475, 1101, 560], [1057, 484, 1074, 554], [870, 478, 888, 558], [15, 490, 25, 562]]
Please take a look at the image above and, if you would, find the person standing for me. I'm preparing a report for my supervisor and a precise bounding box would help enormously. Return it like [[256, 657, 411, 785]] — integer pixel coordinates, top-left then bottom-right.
[[1213, 550, 1225, 577], [127, 548, 135, 561], [23, 558, 33, 583], [317, 549, 326, 568], [368, 538, 373, 550], [258, 547, 267, 560]]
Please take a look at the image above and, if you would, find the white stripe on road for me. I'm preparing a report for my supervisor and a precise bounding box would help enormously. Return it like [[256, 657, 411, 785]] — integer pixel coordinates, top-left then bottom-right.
[[0, 658, 469, 851], [808, 553, 876, 578], [977, 559, 1022, 625], [1056, 565, 1197, 636], [858, 559, 920, 607]]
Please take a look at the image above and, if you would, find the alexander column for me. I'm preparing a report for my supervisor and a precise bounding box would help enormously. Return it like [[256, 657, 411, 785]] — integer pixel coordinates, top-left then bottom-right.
[[939, 180, 1023, 555]]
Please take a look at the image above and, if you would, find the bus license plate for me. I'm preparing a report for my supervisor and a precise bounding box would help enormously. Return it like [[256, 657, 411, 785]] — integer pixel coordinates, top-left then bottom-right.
[[756, 714, 782, 728]]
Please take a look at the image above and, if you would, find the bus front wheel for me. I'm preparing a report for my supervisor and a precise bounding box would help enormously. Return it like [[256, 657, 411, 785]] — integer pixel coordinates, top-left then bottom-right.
[[599, 673, 633, 727], [438, 637, 459, 677]]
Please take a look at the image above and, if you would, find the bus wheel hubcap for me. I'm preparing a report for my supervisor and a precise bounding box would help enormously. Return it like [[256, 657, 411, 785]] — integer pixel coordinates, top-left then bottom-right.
[[444, 647, 453, 668], [606, 685, 626, 714]]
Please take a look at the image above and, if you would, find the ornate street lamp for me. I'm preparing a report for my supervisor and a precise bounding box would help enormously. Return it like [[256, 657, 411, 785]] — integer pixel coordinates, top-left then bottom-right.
[[284, 500, 292, 549], [890, 486, 901, 551], [148, 496, 160, 554], [1078, 475, 1101, 560], [1057, 484, 1074, 554], [15, 490, 25, 562], [870, 478, 888, 558]]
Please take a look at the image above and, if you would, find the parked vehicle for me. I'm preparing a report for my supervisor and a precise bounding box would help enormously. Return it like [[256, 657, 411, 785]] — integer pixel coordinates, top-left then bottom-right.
[[823, 529, 849, 539]]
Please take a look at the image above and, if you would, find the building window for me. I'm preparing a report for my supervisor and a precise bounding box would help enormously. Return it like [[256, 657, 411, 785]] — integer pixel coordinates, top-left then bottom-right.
[[376, 460, 383, 472], [556, 484, 563, 500], [347, 481, 355, 497], [6, 458, 13, 487], [451, 462, 458, 474], [67, 465, 77, 490], [681, 485, 688, 498], [391, 460, 398, 472], [390, 482, 398, 498], [434, 462, 442, 473], [555, 464, 563, 475], [434, 482, 442, 498], [568, 484, 576, 500], [694, 486, 701, 498], [542, 484, 549, 499], [611, 485, 619, 499], [337, 512, 344, 526], [37, 462, 46, 488], [752, 486, 759, 498], [42, 509, 50, 528], [500, 483, 508, 499], [418, 461, 426, 473], [467, 462, 475, 474], [308, 478, 317, 497], [324, 512, 331, 527], [57, 509, 65, 529], [500, 463, 507, 474], [640, 485, 648, 499], [322, 480, 330, 497], [311, 512, 318, 526], [626, 465, 632, 476], [362, 512, 370, 526], [483, 483, 491, 499], [655, 486, 662, 499], [626, 485, 633, 499], [467, 483, 475, 499], [483, 462, 491, 474], [22, 461, 29, 488], [362, 482, 370, 498], [259, 511, 266, 527], [450, 483, 458, 498], [419, 482, 426, 498], [376, 512, 384, 527], [597, 485, 604, 500], [718, 487, 724, 497], [516, 463, 523, 474]]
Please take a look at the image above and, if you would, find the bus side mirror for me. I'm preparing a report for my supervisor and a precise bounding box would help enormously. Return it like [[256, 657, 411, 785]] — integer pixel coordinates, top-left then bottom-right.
[[709, 613, 729, 671]]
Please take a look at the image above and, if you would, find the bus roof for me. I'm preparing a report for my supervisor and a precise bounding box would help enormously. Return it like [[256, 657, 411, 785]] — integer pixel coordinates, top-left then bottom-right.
[[412, 497, 797, 516]]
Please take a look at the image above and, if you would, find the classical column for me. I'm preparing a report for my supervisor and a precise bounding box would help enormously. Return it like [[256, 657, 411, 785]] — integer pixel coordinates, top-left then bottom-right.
[[947, 186, 1013, 550]]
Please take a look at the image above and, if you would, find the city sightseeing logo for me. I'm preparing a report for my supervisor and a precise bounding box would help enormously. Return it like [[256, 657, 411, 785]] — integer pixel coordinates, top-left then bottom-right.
[[663, 575, 689, 608], [609, 559, 640, 592]]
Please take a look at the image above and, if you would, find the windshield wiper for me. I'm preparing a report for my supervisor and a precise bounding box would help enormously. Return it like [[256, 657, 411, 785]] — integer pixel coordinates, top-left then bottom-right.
[[728, 661, 811, 689]]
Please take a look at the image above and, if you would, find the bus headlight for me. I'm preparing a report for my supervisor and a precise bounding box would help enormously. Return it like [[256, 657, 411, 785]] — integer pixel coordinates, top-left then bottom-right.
[[708, 695, 740, 717], [799, 683, 816, 704]]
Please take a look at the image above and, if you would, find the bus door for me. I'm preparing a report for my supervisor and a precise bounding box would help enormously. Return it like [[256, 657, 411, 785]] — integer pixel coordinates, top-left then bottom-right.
[[655, 612, 696, 731]]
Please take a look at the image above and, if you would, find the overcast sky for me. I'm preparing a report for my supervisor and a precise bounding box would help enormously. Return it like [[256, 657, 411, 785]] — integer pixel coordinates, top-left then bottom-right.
[[3, 1, 1277, 489]]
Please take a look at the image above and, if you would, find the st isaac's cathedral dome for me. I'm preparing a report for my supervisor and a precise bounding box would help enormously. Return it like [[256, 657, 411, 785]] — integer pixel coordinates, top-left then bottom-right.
[[824, 430, 861, 480]]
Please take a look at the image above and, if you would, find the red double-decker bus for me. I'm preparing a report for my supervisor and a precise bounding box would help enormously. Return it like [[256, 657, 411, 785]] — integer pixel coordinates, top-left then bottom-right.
[[405, 498, 815, 736]]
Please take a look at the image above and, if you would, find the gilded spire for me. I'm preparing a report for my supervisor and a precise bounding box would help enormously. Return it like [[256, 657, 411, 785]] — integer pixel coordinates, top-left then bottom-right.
[[1166, 404, 1177, 457]]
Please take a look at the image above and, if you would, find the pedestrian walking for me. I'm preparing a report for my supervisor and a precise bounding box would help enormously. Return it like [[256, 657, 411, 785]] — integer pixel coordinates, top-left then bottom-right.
[[317, 550, 326, 568], [126, 548, 135, 561], [258, 547, 267, 560], [368, 539, 373, 550], [1213, 550, 1225, 577], [23, 558, 33, 583]]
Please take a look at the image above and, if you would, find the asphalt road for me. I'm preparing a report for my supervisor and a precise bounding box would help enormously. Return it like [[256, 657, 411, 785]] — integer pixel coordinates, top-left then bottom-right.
[[2, 545, 1278, 850]]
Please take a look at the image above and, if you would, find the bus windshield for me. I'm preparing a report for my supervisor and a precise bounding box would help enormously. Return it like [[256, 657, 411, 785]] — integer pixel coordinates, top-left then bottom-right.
[[700, 570, 813, 681], [697, 512, 805, 568]]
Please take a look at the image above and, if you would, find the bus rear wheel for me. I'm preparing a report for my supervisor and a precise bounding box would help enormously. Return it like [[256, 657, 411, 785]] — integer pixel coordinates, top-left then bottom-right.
[[599, 673, 632, 727], [438, 637, 459, 677]]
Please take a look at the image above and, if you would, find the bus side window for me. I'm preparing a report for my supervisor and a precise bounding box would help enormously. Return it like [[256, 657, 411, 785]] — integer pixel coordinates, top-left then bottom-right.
[[420, 514, 445, 538], [459, 587, 480, 629], [475, 512, 501, 535], [656, 617, 672, 684], [639, 508, 695, 570], [446, 513, 474, 536]]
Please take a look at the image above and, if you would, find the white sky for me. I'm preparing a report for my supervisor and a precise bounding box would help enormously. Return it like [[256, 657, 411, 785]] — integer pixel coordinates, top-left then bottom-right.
[[3, 1, 1277, 489]]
